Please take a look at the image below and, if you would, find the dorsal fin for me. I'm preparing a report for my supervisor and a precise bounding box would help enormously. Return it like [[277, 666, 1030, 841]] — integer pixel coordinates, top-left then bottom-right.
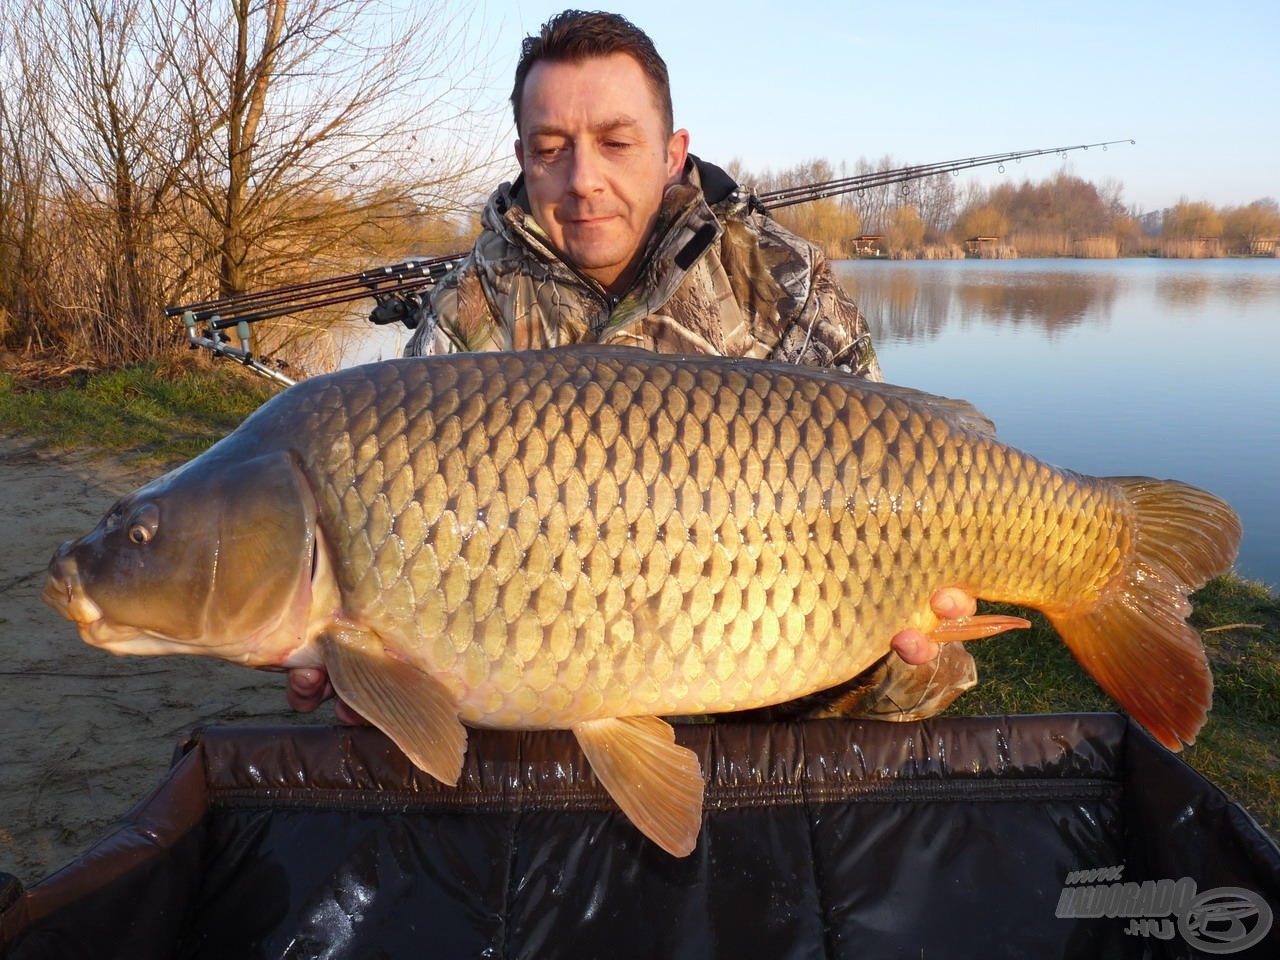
[[858, 380, 997, 438]]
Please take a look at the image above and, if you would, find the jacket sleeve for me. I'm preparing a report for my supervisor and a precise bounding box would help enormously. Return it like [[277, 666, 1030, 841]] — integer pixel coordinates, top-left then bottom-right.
[[774, 242, 883, 382], [739, 212, 882, 381], [404, 256, 501, 357], [816, 253, 883, 381]]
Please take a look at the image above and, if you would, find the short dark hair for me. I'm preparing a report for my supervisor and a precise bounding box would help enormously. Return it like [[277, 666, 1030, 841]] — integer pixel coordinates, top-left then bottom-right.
[[511, 10, 674, 137]]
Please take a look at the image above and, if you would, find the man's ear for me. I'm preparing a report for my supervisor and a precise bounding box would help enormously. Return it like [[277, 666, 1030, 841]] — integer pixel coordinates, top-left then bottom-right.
[[667, 128, 690, 181], [514, 139, 526, 171]]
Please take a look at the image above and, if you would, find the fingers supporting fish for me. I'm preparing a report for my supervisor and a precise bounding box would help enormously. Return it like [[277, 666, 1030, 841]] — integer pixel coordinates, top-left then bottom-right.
[[927, 614, 1033, 643], [286, 668, 370, 725], [928, 587, 979, 621], [890, 588, 987, 663], [333, 698, 369, 726], [889, 629, 941, 665], [286, 668, 332, 713]]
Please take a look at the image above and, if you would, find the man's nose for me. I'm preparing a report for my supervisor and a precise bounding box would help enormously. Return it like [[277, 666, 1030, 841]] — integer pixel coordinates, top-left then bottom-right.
[[566, 144, 605, 195]]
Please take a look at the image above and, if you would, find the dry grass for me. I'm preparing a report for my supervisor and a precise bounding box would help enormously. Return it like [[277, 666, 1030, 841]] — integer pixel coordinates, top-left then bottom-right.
[[1157, 238, 1223, 258], [1072, 237, 1120, 258]]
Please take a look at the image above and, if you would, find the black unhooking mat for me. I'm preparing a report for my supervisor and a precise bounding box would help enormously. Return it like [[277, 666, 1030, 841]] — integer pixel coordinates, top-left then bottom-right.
[[2, 714, 1278, 959]]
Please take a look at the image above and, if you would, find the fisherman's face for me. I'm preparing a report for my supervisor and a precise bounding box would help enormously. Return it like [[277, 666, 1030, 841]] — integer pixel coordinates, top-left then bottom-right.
[[515, 53, 689, 296]]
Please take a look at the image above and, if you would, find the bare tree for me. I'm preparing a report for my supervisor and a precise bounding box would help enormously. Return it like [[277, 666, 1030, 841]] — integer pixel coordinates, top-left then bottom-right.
[[167, 0, 501, 301], [51, 0, 193, 360], [0, 0, 501, 367], [910, 172, 959, 242], [884, 205, 925, 257], [846, 155, 899, 235], [1162, 199, 1224, 241], [1, 0, 181, 361], [731, 158, 863, 258], [0, 2, 57, 349], [953, 204, 1009, 240], [1222, 199, 1280, 254]]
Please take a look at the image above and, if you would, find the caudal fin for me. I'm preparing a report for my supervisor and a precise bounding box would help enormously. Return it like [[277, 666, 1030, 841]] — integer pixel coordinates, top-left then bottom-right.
[[1046, 477, 1241, 751]]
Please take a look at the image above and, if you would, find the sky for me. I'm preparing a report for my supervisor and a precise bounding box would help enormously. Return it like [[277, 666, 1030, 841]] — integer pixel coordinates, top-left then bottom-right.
[[462, 0, 1278, 214]]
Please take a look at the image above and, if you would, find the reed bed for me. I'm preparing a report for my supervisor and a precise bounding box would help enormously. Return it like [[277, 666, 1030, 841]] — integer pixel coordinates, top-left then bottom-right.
[[1009, 232, 1074, 258], [1071, 237, 1120, 259], [963, 241, 1019, 260], [1157, 238, 1223, 258], [906, 244, 966, 260]]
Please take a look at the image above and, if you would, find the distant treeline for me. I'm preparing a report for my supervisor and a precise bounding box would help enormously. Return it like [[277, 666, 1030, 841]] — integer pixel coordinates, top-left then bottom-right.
[[730, 158, 1280, 261]]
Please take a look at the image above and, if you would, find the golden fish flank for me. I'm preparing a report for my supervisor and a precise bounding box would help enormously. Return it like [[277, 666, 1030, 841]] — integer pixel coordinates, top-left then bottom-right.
[[317, 358, 886, 722], [44, 347, 1241, 858]]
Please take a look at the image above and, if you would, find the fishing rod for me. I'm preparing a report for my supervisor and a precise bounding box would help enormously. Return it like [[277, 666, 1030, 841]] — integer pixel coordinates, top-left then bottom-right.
[[168, 256, 460, 331], [171, 257, 459, 386], [173, 138, 1133, 383], [758, 140, 1136, 208]]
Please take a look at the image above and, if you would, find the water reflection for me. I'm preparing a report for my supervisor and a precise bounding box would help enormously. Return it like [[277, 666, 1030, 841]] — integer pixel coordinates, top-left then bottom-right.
[[868, 272, 954, 342], [836, 262, 1122, 343], [954, 272, 1120, 334], [1155, 275, 1217, 310], [832, 258, 1280, 588], [1154, 272, 1280, 310]]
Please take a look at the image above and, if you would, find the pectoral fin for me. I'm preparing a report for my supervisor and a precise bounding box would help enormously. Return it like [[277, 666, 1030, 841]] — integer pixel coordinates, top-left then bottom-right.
[[573, 716, 705, 858], [319, 630, 466, 784]]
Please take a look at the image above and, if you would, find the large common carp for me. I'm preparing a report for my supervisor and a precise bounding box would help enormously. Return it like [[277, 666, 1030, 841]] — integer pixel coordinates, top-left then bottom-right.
[[44, 347, 1240, 857]]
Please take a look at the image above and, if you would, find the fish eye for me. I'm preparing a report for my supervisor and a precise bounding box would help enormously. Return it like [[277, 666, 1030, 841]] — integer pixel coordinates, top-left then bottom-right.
[[125, 503, 160, 546]]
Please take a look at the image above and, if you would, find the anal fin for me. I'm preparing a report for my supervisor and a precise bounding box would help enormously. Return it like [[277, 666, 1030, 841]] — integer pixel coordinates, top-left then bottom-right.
[[573, 716, 705, 858], [320, 630, 467, 784]]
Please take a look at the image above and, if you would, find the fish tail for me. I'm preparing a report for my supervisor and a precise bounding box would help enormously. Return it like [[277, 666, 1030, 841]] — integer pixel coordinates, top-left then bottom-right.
[[1045, 477, 1241, 751]]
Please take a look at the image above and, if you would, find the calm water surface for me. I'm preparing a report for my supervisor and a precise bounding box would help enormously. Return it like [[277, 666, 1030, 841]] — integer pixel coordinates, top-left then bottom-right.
[[833, 258, 1280, 589]]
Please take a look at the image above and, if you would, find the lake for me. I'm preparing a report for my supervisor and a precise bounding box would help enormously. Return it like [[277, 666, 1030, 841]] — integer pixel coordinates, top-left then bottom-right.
[[832, 257, 1280, 590]]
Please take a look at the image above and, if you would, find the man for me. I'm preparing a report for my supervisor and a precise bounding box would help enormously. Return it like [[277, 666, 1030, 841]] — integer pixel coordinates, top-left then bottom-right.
[[402, 13, 878, 375], [289, 10, 995, 725]]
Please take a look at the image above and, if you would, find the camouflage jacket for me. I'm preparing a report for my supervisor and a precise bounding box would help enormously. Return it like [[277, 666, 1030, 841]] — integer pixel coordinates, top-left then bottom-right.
[[405, 158, 881, 380]]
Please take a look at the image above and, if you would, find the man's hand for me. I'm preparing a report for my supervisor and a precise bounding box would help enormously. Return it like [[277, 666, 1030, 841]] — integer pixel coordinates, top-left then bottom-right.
[[287, 667, 365, 725], [890, 587, 1029, 665], [890, 588, 978, 665]]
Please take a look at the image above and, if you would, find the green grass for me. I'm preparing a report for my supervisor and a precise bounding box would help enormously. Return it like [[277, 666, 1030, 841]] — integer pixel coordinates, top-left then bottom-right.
[[1183, 577, 1280, 835], [0, 360, 278, 465], [949, 584, 1280, 839], [4, 360, 1278, 838]]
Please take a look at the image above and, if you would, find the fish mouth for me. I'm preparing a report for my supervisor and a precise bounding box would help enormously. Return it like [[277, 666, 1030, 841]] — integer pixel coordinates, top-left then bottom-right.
[[43, 551, 104, 627], [43, 551, 146, 651]]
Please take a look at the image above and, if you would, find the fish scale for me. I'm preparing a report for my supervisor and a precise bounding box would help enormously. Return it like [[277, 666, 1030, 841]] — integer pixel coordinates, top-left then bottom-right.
[[46, 345, 1241, 856], [284, 351, 1096, 728]]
